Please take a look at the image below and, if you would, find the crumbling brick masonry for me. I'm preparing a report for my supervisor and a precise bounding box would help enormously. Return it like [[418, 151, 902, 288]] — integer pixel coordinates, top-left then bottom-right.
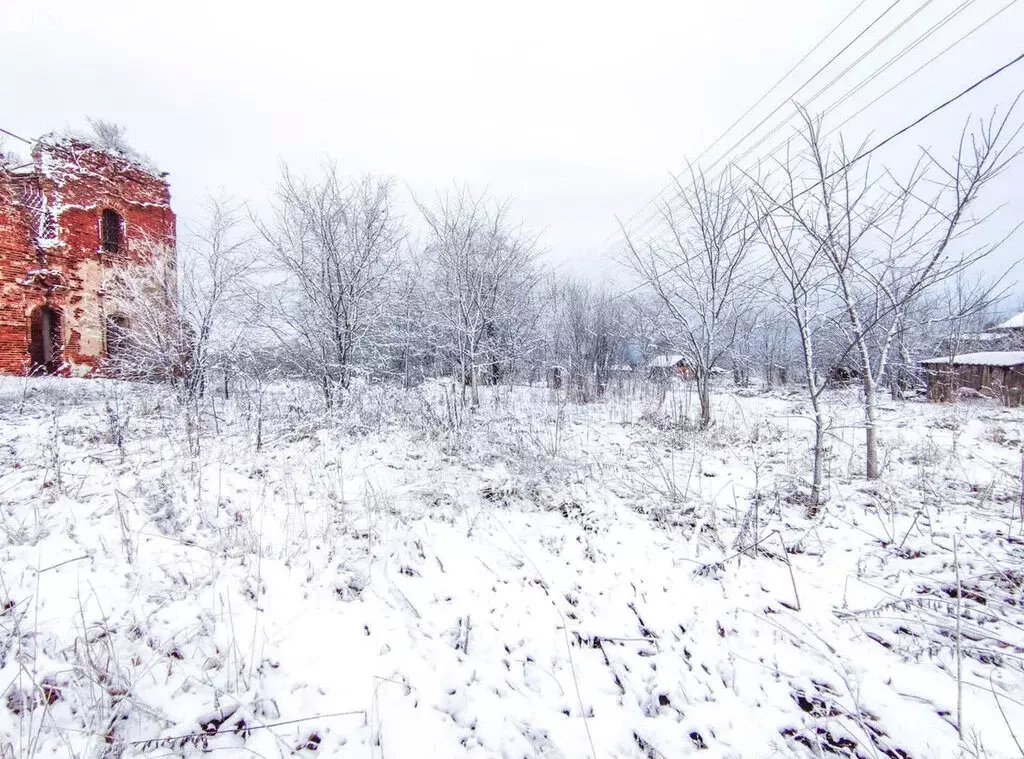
[[0, 137, 175, 376]]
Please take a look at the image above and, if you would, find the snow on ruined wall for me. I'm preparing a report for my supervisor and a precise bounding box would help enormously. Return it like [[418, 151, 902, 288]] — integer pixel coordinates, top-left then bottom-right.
[[0, 139, 175, 376]]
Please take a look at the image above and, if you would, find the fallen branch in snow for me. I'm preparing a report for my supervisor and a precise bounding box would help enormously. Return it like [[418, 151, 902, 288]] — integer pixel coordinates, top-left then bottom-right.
[[594, 638, 626, 696], [896, 511, 922, 553], [693, 532, 772, 577], [633, 730, 668, 759], [570, 632, 659, 646], [385, 574, 421, 619], [1019, 453, 1024, 528]]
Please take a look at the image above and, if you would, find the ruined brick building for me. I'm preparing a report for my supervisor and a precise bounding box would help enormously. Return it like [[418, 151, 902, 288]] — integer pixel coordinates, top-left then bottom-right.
[[0, 137, 175, 376]]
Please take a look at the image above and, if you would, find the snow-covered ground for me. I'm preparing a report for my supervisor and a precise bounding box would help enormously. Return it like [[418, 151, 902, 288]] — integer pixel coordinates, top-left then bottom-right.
[[1, 376, 1022, 758]]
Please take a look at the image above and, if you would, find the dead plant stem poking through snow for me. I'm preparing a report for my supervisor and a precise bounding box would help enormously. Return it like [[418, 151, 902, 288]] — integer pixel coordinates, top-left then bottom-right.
[[955, 533, 964, 743]]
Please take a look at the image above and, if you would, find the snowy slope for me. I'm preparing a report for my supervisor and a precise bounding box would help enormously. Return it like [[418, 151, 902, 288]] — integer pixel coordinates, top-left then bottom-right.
[[0, 377, 1022, 758]]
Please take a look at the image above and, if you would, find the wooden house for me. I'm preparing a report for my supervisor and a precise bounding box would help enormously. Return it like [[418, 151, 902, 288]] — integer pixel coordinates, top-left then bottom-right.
[[919, 351, 1024, 407], [648, 353, 693, 380]]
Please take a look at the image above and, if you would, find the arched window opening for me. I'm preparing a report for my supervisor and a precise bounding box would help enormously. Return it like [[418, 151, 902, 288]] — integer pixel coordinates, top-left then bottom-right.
[[105, 314, 130, 360], [28, 306, 62, 374], [101, 209, 124, 255]]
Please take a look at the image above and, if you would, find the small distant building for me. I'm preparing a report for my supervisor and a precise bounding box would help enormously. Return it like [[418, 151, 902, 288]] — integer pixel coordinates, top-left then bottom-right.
[[648, 353, 693, 380], [919, 351, 1024, 407]]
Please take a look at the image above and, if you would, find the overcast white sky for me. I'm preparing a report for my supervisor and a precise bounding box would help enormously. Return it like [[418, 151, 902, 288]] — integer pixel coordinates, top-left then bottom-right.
[[3, 0, 1023, 295]]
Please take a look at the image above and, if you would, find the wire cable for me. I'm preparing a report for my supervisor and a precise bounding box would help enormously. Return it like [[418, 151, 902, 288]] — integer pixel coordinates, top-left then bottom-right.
[[0, 127, 33, 145], [607, 0, 898, 244], [617, 0, 1017, 250], [612, 50, 1024, 300], [632, 0, 996, 245], [824, 0, 1020, 139]]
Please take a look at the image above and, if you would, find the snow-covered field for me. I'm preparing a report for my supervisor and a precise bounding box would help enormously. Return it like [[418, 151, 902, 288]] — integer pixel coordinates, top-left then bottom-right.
[[1, 376, 1022, 758]]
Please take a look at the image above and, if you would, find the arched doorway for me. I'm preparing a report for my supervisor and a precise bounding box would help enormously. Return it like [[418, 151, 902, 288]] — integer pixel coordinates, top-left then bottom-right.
[[29, 306, 62, 374]]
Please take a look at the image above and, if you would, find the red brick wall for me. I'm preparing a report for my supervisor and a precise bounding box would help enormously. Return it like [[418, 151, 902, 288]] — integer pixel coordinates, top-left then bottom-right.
[[0, 139, 176, 376], [0, 175, 41, 373]]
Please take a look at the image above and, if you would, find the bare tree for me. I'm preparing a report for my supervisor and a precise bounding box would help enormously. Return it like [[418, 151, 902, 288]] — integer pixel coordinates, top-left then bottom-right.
[[80, 118, 157, 169], [751, 179, 838, 509], [103, 246, 186, 387], [772, 104, 1022, 478], [178, 196, 257, 398], [256, 165, 405, 407], [933, 273, 1010, 358], [622, 165, 757, 428], [87, 119, 132, 154], [104, 196, 254, 451], [384, 250, 432, 387], [751, 312, 796, 388], [728, 300, 792, 387], [416, 186, 542, 407], [559, 280, 627, 402]]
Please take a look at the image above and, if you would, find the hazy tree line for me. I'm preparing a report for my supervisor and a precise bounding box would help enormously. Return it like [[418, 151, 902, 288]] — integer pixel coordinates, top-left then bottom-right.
[[102, 102, 1023, 498], [104, 176, 635, 412]]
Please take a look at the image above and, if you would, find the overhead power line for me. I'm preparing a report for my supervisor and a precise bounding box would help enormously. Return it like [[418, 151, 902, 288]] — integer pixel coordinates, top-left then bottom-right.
[[823, 49, 1024, 172], [824, 0, 1020, 139], [613, 49, 1024, 300], [652, 0, 874, 199], [686, 0, 935, 192], [609, 0, 908, 246], [709, 0, 949, 182], [606, 0, 898, 245], [0, 126, 33, 145], [820, 0, 980, 123], [632, 0, 1012, 246]]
